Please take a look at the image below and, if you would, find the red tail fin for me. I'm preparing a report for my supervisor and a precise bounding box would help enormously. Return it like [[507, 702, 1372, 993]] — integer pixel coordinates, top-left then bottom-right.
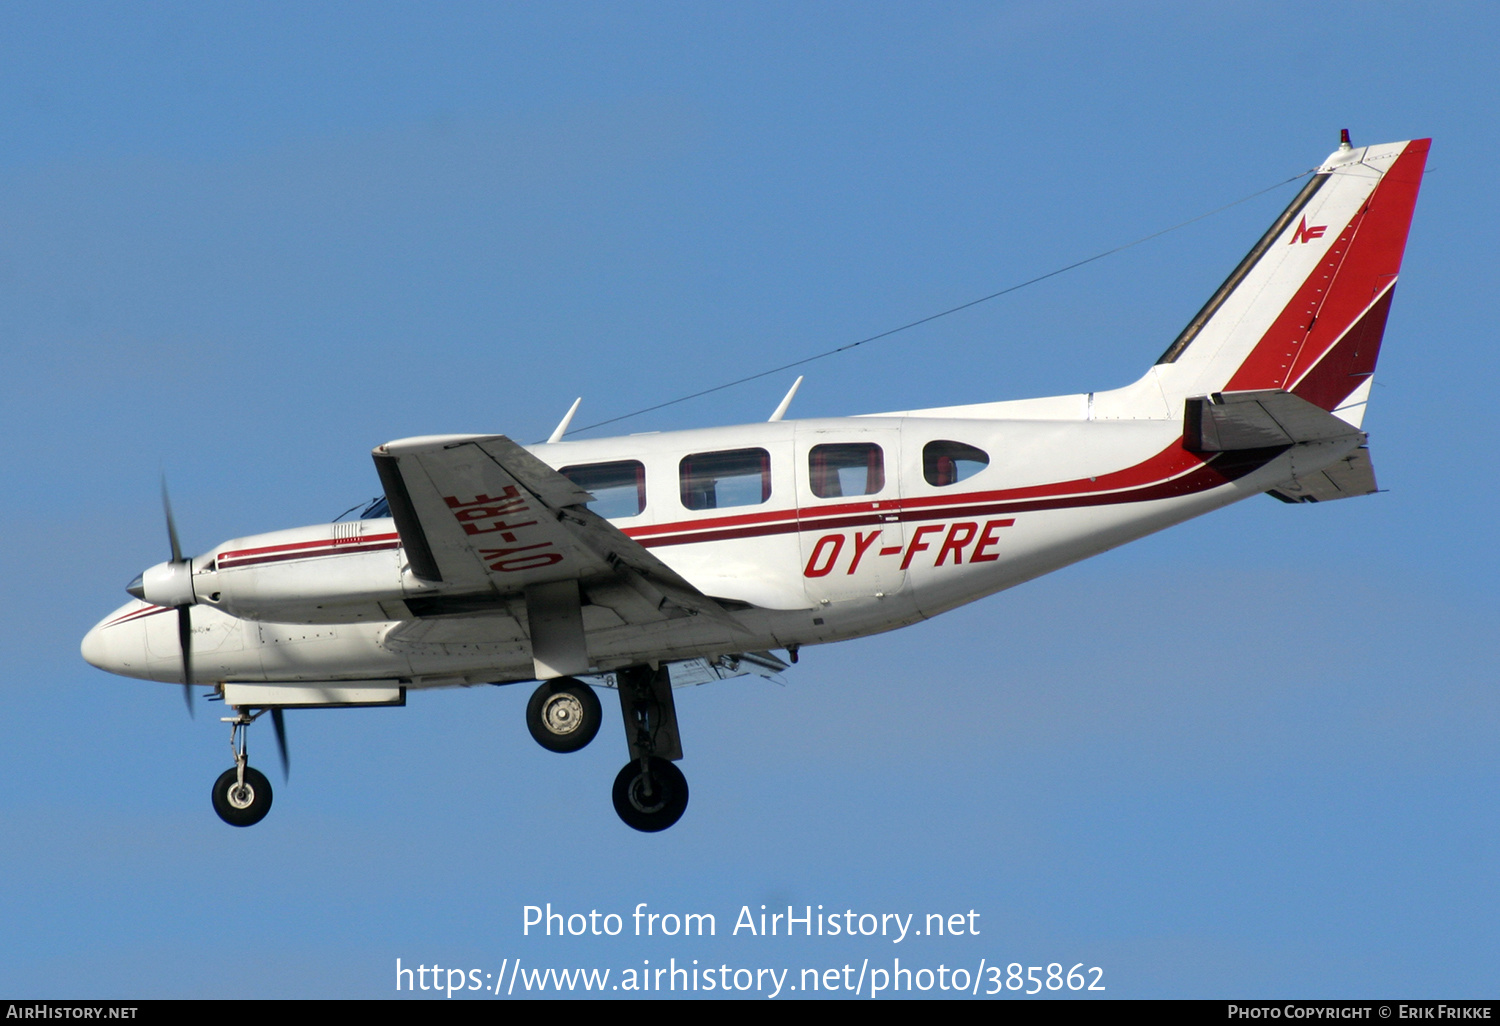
[[1149, 137, 1429, 414]]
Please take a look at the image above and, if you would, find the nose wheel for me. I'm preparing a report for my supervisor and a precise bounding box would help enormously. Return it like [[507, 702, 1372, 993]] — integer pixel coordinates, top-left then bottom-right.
[[212, 766, 272, 826], [212, 708, 274, 827]]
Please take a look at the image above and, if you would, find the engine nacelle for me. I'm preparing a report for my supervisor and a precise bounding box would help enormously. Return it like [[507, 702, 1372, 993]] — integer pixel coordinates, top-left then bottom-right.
[[192, 521, 423, 624], [129, 560, 197, 608]]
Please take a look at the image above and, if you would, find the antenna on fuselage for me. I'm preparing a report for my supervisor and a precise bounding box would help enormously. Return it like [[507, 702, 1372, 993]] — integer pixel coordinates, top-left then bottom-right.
[[547, 397, 583, 444], [767, 376, 804, 422]]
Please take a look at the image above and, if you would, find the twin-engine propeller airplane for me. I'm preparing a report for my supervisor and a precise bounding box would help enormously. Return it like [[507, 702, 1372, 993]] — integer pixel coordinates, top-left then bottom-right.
[[83, 133, 1428, 832]]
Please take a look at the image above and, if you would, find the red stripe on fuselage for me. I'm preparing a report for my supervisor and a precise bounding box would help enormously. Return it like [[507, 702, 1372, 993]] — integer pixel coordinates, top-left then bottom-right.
[[216, 533, 402, 569], [103, 604, 172, 628], [631, 441, 1279, 549]]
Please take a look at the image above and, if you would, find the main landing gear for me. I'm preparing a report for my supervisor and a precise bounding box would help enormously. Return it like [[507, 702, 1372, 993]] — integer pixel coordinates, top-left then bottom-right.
[[524, 667, 691, 832], [212, 709, 273, 827], [612, 757, 688, 833], [610, 666, 688, 833], [525, 677, 603, 753]]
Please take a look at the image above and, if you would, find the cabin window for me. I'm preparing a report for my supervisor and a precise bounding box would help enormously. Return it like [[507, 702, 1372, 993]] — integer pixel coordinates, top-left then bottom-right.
[[808, 442, 885, 498], [923, 440, 990, 487], [679, 448, 772, 510], [560, 460, 647, 519]]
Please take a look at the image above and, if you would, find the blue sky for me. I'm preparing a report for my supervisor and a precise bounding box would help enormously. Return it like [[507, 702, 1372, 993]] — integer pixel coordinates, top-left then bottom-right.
[[2, 1, 1495, 999]]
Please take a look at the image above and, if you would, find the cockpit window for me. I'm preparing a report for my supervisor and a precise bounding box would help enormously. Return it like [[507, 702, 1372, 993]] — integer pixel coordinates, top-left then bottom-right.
[[923, 440, 989, 487], [560, 460, 647, 519], [335, 496, 389, 522], [680, 448, 771, 510], [808, 443, 885, 498]]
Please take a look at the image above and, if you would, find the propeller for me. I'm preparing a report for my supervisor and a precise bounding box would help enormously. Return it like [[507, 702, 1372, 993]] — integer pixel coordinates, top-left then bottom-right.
[[126, 480, 198, 715], [129, 481, 290, 776], [161, 480, 196, 717], [271, 707, 289, 780]]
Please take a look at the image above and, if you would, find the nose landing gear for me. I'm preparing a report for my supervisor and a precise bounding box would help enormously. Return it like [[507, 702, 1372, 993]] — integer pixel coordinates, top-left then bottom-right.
[[212, 709, 273, 827], [212, 765, 272, 826]]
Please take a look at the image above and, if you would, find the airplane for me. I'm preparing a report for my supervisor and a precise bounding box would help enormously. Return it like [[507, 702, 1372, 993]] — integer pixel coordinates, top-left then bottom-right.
[[81, 133, 1429, 832]]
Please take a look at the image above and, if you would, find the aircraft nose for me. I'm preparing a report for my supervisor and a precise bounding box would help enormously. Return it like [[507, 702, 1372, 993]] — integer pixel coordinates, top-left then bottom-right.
[[80, 620, 111, 671], [81, 606, 151, 677]]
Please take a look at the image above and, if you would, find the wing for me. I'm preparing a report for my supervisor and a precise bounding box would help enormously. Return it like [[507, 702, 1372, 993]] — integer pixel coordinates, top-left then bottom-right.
[[373, 433, 749, 676]]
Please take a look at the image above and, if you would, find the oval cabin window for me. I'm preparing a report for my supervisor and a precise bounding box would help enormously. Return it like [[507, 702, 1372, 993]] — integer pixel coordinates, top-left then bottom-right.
[[922, 440, 989, 487]]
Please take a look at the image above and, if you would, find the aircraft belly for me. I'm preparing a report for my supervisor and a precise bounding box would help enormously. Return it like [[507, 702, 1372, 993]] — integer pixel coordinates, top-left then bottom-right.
[[250, 621, 413, 683], [386, 646, 531, 682], [582, 616, 752, 669]]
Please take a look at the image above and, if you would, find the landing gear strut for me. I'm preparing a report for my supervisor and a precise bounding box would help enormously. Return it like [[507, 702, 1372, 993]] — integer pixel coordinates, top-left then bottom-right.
[[526, 677, 602, 753], [212, 709, 273, 827], [611, 665, 689, 832]]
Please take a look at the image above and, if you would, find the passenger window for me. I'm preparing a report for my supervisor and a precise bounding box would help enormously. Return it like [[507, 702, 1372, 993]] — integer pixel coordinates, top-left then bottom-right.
[[679, 448, 772, 510], [808, 443, 885, 498], [560, 460, 647, 519], [923, 440, 989, 487]]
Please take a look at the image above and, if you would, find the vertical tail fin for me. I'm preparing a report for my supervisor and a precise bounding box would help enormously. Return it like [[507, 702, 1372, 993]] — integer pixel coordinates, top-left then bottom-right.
[[1145, 136, 1429, 418]]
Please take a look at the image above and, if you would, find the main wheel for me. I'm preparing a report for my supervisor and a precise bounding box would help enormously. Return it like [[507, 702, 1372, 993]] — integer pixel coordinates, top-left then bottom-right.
[[526, 678, 602, 753], [611, 757, 689, 832], [212, 766, 273, 827]]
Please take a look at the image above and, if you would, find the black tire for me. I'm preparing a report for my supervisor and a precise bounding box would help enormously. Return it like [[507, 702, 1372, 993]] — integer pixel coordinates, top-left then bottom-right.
[[611, 757, 689, 832], [526, 678, 602, 753], [212, 766, 273, 827]]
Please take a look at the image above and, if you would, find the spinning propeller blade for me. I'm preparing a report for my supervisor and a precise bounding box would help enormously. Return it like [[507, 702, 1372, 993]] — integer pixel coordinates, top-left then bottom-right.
[[271, 708, 289, 780], [161, 479, 194, 717], [176, 605, 194, 717], [161, 478, 183, 564]]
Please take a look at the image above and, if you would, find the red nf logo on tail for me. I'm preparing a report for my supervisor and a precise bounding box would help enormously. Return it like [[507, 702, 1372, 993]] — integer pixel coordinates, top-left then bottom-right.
[[1291, 215, 1328, 244]]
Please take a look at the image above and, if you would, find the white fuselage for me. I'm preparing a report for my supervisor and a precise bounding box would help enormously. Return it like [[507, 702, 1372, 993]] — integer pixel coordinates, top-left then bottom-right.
[[82, 392, 1343, 691]]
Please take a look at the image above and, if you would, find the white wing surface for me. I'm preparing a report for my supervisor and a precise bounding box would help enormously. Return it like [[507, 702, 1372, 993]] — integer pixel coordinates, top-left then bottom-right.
[[373, 435, 747, 677]]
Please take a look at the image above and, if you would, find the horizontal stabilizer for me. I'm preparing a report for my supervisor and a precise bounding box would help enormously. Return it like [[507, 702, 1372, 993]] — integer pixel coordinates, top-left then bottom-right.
[[1267, 445, 1378, 503], [1184, 390, 1360, 452]]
